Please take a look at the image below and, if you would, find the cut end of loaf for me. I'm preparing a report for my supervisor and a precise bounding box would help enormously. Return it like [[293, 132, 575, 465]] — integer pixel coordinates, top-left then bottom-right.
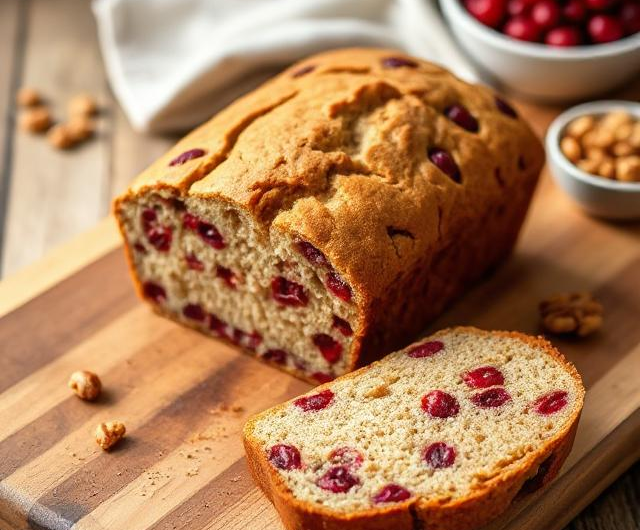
[[244, 327, 584, 528], [115, 189, 359, 382]]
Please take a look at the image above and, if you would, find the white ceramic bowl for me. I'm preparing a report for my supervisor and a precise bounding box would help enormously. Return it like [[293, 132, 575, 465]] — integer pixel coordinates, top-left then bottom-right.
[[439, 0, 640, 102], [546, 100, 640, 220]]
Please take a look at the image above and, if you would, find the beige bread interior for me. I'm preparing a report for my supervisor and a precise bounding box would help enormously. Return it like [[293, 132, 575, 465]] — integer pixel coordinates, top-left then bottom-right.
[[244, 328, 584, 526]]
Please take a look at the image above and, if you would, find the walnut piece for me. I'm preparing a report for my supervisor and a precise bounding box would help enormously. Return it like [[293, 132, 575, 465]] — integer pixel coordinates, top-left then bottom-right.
[[19, 107, 52, 133], [16, 87, 41, 107], [68, 94, 98, 116], [68, 370, 102, 401], [48, 124, 77, 149], [539, 292, 603, 337], [95, 421, 126, 451]]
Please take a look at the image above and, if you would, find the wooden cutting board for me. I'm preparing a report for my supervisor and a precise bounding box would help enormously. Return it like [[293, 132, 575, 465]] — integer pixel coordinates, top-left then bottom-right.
[[1, 112, 639, 530]]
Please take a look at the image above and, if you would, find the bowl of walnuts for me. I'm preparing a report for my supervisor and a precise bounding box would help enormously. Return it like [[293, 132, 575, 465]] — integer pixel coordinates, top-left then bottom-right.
[[439, 0, 640, 102], [546, 100, 640, 220]]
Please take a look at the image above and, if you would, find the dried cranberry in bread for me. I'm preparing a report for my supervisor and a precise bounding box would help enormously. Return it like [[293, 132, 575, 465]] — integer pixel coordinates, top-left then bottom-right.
[[113, 48, 545, 383], [243, 327, 584, 530]]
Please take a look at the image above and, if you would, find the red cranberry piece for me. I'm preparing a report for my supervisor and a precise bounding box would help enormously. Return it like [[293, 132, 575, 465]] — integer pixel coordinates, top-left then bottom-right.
[[464, 0, 507, 27], [530, 0, 560, 30], [445, 104, 479, 132], [329, 447, 364, 469], [428, 148, 461, 183], [312, 334, 343, 364], [563, 0, 586, 23], [533, 390, 568, 415], [423, 442, 457, 469], [183, 212, 199, 230], [381, 56, 418, 68], [546, 26, 582, 46], [292, 65, 316, 78], [147, 226, 172, 252], [141, 208, 157, 229], [588, 15, 624, 43], [271, 276, 308, 307], [325, 272, 352, 302], [332, 315, 353, 337], [507, 0, 535, 16], [209, 314, 229, 338], [197, 221, 225, 249], [312, 372, 335, 384], [268, 444, 302, 470], [471, 387, 512, 408], [142, 281, 166, 303], [169, 148, 206, 167], [232, 328, 262, 350], [373, 484, 411, 504], [463, 366, 505, 389], [185, 253, 204, 271], [216, 266, 237, 288], [263, 349, 288, 365], [495, 96, 518, 118], [621, 2, 640, 34], [294, 389, 334, 412], [134, 242, 147, 254], [316, 465, 360, 493], [421, 390, 460, 418], [183, 303, 206, 322], [407, 340, 444, 358], [296, 240, 329, 267], [504, 15, 541, 41], [584, 0, 617, 10]]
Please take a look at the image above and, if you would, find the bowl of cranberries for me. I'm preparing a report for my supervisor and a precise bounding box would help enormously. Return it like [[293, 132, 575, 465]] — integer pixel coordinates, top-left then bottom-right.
[[440, 0, 640, 101]]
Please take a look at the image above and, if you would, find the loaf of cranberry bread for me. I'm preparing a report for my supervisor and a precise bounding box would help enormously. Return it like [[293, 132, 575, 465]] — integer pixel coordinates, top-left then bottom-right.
[[113, 48, 544, 384], [243, 327, 584, 530]]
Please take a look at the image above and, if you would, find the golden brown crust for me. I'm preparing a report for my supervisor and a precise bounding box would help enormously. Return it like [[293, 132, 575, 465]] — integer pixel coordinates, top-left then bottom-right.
[[242, 327, 585, 530]]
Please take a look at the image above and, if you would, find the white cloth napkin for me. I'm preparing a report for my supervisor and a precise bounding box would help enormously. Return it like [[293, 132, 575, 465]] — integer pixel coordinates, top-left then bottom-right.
[[92, 0, 476, 133]]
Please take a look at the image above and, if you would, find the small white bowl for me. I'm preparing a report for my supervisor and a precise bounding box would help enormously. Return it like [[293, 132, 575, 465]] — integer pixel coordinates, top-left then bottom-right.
[[546, 100, 640, 221], [439, 0, 640, 102]]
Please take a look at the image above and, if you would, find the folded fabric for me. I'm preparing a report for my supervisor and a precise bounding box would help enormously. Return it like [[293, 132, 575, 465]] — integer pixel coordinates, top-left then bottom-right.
[[92, 0, 476, 133]]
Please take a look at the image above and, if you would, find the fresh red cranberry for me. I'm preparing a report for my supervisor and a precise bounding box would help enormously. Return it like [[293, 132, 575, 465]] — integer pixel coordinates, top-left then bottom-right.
[[296, 240, 330, 267], [312, 334, 343, 364], [294, 389, 334, 412], [271, 276, 308, 307], [471, 387, 512, 408], [209, 314, 229, 338], [504, 15, 541, 41], [312, 372, 335, 384], [373, 484, 411, 504], [428, 148, 461, 182], [142, 281, 166, 303], [329, 447, 364, 469], [169, 148, 206, 167], [621, 2, 640, 34], [141, 208, 157, 228], [507, 0, 535, 16], [182, 212, 199, 230], [588, 15, 624, 43], [464, 0, 507, 27], [216, 266, 237, 288], [407, 340, 444, 358], [268, 444, 302, 470], [183, 303, 206, 321], [325, 272, 352, 302], [421, 390, 460, 418], [263, 349, 288, 365], [445, 104, 479, 132], [563, 0, 586, 23], [134, 242, 147, 254], [332, 315, 353, 337], [495, 96, 518, 118], [463, 366, 505, 389], [381, 56, 418, 68], [583, 0, 617, 10], [185, 253, 204, 271], [197, 221, 225, 249], [147, 226, 172, 252], [546, 26, 582, 46], [530, 0, 561, 30], [316, 466, 360, 493], [292, 65, 316, 78], [423, 442, 457, 469], [533, 390, 568, 415]]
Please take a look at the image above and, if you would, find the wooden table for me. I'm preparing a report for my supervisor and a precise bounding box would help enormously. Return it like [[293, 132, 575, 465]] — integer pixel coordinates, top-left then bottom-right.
[[0, 0, 638, 528]]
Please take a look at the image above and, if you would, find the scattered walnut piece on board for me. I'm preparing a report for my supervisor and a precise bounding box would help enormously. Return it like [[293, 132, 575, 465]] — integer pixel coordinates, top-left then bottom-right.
[[95, 421, 126, 451], [539, 292, 603, 338], [19, 107, 52, 133], [68, 94, 98, 116], [47, 124, 78, 149], [16, 87, 41, 107], [67, 116, 95, 141], [68, 370, 102, 401]]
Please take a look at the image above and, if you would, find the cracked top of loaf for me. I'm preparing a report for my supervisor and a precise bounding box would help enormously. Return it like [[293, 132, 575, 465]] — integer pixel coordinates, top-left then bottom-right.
[[119, 48, 545, 305]]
